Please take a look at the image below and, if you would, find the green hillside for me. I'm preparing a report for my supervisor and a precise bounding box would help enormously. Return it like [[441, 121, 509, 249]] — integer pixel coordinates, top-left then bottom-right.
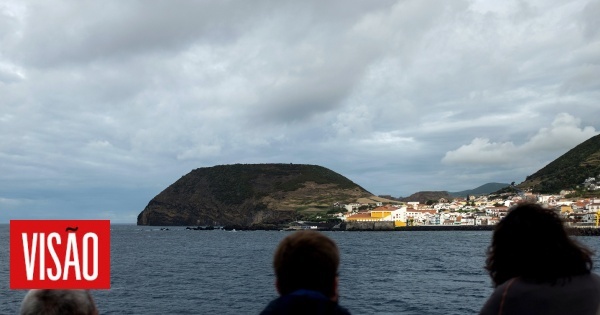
[[401, 191, 453, 203], [137, 163, 373, 226], [450, 182, 510, 197], [519, 134, 600, 193]]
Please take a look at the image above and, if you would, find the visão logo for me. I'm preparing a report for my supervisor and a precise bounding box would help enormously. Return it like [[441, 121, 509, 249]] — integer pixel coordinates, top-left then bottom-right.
[[10, 220, 111, 289]]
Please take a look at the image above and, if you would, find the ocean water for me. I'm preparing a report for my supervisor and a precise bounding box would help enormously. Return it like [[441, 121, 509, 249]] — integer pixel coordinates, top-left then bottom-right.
[[1, 225, 599, 314]]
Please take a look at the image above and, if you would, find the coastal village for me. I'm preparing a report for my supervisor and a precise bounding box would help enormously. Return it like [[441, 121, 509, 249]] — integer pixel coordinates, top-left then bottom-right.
[[327, 178, 600, 229]]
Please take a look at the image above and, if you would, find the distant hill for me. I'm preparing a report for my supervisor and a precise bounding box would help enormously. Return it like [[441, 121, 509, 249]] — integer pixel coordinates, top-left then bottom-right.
[[137, 164, 374, 226], [450, 183, 510, 197], [519, 134, 600, 193], [401, 191, 453, 203]]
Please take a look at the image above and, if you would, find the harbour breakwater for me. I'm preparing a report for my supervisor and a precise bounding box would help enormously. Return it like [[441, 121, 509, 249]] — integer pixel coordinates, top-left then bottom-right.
[[347, 224, 600, 235], [185, 224, 600, 235], [568, 227, 600, 236]]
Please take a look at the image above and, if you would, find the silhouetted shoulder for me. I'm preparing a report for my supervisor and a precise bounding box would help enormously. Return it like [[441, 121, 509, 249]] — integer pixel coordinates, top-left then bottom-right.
[[260, 290, 351, 315], [480, 273, 600, 315]]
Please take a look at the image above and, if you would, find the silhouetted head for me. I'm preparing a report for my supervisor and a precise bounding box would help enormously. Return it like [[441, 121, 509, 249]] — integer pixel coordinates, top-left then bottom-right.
[[20, 289, 98, 315], [273, 230, 340, 299], [486, 203, 593, 286]]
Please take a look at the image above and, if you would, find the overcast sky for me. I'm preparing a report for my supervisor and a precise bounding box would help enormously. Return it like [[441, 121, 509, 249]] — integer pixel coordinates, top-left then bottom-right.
[[1, 0, 599, 223]]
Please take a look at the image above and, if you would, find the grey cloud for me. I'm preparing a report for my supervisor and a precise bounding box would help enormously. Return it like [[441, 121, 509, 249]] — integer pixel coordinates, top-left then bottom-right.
[[1, 0, 600, 222], [0, 63, 23, 83], [9, 1, 252, 67], [581, 0, 600, 39], [442, 113, 599, 166], [252, 63, 366, 123], [561, 65, 600, 95], [7, 0, 400, 68]]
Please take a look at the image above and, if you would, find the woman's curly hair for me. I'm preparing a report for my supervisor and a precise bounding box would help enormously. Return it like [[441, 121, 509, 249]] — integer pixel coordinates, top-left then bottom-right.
[[486, 203, 593, 286]]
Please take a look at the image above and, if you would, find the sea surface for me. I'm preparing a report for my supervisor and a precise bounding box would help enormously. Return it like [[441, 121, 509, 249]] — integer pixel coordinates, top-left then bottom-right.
[[1, 224, 600, 314]]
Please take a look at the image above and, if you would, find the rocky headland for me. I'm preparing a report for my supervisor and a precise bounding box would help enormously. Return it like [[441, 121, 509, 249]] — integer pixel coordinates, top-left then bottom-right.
[[137, 163, 379, 227]]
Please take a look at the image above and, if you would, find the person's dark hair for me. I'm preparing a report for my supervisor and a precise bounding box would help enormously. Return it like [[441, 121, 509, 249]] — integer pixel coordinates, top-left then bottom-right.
[[20, 289, 97, 315], [486, 203, 593, 286], [274, 230, 340, 297]]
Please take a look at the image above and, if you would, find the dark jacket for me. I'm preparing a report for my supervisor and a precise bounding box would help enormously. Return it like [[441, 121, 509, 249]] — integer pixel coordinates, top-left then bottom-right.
[[480, 273, 600, 315], [260, 289, 351, 315]]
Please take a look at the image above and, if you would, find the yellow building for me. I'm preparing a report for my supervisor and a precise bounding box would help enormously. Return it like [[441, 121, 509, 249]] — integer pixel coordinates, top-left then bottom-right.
[[370, 210, 392, 218], [394, 220, 407, 227], [346, 213, 378, 222], [345, 206, 406, 227], [560, 205, 573, 214]]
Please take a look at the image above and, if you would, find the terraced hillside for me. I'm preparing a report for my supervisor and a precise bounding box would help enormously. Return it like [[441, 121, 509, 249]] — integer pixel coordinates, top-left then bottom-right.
[[137, 164, 375, 226]]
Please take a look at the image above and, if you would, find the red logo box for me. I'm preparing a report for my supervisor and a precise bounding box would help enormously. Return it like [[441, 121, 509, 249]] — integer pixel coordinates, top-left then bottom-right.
[[10, 220, 110, 289]]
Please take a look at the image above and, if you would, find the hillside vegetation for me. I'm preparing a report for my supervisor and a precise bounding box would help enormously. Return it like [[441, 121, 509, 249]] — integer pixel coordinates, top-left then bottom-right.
[[519, 134, 600, 193], [401, 191, 453, 204], [450, 182, 510, 197], [137, 164, 373, 226]]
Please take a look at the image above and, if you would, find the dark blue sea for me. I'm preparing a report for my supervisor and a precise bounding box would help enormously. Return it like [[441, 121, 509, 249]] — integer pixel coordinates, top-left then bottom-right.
[[2, 225, 599, 314]]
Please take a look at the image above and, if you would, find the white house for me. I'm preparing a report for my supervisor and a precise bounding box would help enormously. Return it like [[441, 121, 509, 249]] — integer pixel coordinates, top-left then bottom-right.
[[461, 216, 475, 225], [344, 203, 361, 212], [588, 203, 600, 212]]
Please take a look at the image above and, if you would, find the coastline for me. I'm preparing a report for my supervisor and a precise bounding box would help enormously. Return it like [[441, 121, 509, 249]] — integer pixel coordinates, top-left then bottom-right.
[[396, 225, 494, 231], [175, 224, 600, 236]]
